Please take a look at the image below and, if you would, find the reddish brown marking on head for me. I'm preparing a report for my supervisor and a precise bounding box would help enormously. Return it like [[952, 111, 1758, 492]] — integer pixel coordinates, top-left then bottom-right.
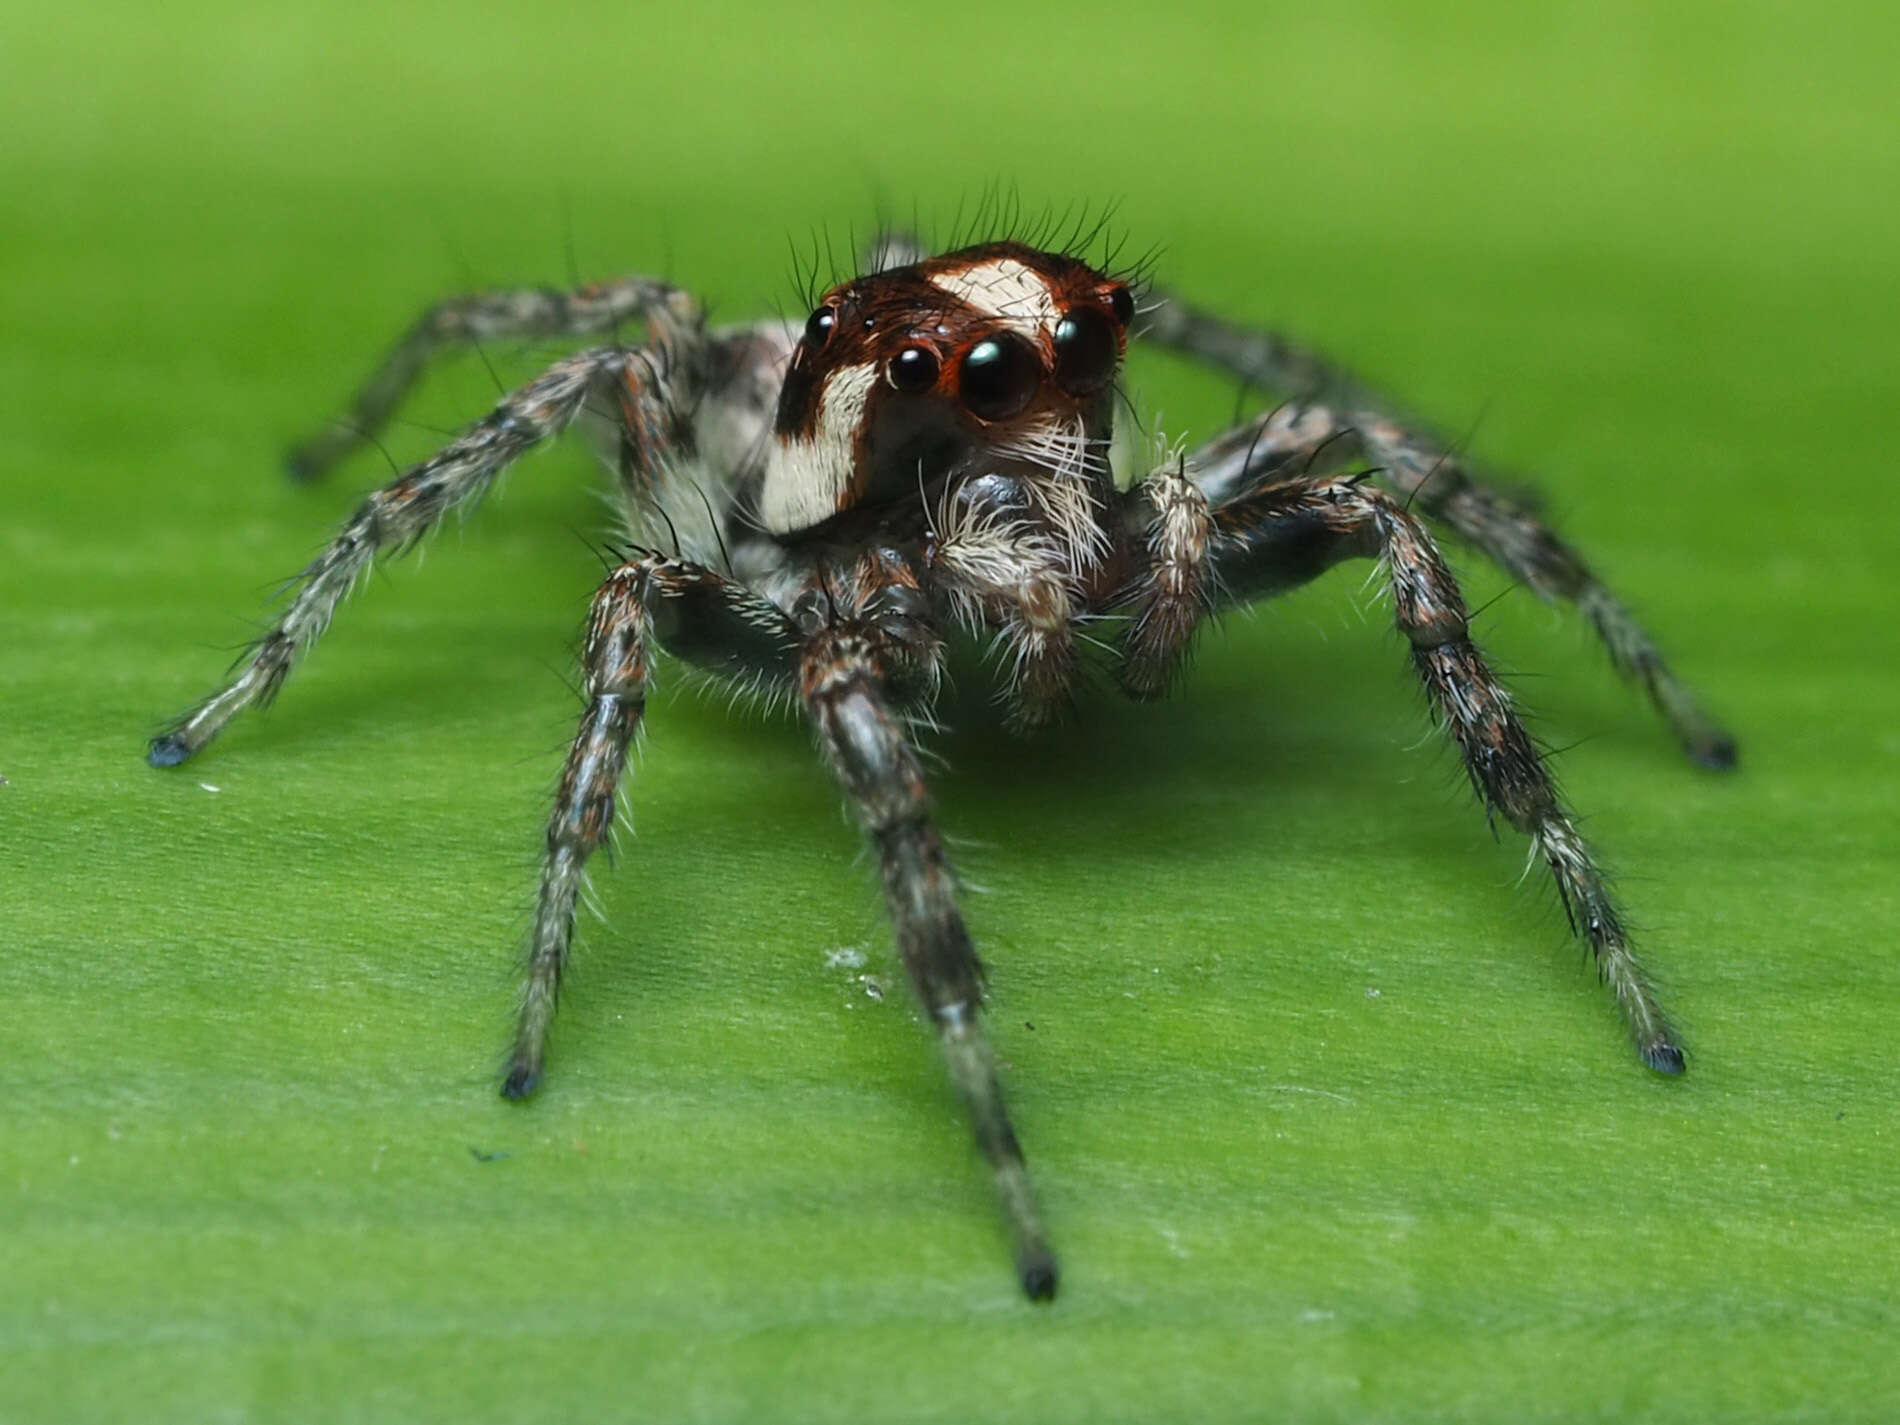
[[760, 244, 1134, 535], [776, 242, 1132, 439]]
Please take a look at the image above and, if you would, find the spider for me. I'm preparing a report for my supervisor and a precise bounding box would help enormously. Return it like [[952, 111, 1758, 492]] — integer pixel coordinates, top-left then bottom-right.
[[148, 227, 1735, 1302]]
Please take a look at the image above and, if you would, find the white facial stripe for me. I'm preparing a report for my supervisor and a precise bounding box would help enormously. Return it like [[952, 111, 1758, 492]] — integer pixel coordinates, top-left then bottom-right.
[[758, 362, 878, 535], [929, 258, 1059, 332]]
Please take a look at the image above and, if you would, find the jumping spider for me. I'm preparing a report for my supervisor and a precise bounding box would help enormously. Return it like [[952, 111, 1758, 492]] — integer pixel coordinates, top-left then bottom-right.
[[149, 230, 1735, 1301]]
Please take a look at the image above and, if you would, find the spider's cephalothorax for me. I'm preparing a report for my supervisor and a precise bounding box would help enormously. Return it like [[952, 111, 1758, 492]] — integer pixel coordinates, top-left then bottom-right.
[[757, 243, 1129, 547], [149, 231, 1735, 1302]]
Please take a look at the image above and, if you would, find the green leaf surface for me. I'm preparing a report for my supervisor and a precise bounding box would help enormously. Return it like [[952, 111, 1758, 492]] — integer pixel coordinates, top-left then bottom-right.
[[4, 1, 1896, 1420]]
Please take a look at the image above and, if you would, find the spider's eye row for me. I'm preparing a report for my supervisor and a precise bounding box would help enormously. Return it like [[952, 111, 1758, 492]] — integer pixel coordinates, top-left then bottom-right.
[[1052, 306, 1120, 396], [886, 343, 941, 393], [804, 305, 837, 347], [958, 334, 1041, 422], [1106, 284, 1135, 327]]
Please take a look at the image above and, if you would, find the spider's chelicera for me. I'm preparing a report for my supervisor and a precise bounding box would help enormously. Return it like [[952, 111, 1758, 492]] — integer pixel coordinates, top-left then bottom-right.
[[149, 232, 1735, 1302]]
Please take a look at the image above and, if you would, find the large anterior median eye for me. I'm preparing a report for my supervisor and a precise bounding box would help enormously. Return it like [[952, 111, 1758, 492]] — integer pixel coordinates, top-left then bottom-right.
[[1052, 306, 1120, 395], [886, 343, 941, 393], [958, 334, 1041, 422]]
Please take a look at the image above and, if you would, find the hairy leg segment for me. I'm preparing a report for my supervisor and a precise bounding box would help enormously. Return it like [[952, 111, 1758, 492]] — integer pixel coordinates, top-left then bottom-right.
[[1140, 299, 1735, 769], [146, 346, 671, 768], [506, 556, 800, 1098], [802, 619, 1058, 1300], [1118, 462, 1686, 1072], [1351, 414, 1736, 769], [284, 278, 699, 483]]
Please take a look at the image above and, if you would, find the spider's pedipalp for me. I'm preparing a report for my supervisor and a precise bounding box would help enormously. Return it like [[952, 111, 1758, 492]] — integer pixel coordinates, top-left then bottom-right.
[[1117, 462, 1214, 700]]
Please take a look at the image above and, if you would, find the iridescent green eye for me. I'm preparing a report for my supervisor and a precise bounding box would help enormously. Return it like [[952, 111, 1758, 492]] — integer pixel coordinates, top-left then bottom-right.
[[958, 334, 1040, 421], [887, 344, 941, 393], [1053, 307, 1119, 396]]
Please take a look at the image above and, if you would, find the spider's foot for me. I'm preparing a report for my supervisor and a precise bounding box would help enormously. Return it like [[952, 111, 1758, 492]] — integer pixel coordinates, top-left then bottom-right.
[[500, 1061, 542, 1101], [283, 447, 324, 484], [283, 432, 347, 484], [146, 732, 196, 768], [1640, 1038, 1687, 1076], [1018, 1246, 1059, 1303], [1686, 731, 1739, 773]]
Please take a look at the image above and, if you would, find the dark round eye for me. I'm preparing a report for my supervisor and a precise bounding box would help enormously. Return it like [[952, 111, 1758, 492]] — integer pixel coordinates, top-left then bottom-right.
[[803, 305, 836, 346], [1107, 284, 1134, 326], [1052, 307, 1121, 396], [887, 343, 941, 393], [958, 334, 1041, 421]]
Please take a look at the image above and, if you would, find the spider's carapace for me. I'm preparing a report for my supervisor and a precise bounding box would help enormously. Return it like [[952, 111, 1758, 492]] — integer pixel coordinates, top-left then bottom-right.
[[754, 243, 1134, 552]]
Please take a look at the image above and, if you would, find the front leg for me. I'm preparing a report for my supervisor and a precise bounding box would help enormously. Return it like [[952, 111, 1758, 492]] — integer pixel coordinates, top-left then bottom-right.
[[148, 345, 687, 768], [1115, 470, 1685, 1074], [801, 622, 1057, 1300], [505, 557, 799, 1097], [1219, 477, 1686, 1072]]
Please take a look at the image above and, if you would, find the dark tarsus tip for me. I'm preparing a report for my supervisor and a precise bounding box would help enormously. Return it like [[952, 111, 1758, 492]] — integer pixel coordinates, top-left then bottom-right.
[[1019, 1253, 1059, 1303], [1690, 734, 1739, 773], [1642, 1041, 1687, 1077], [147, 734, 192, 768], [283, 445, 324, 484], [500, 1064, 541, 1101]]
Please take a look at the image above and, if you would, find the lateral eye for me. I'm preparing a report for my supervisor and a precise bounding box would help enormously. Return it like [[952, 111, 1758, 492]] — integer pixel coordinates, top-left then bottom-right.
[[958, 334, 1041, 422], [1052, 306, 1120, 396], [1106, 284, 1134, 326], [803, 304, 837, 347], [887, 343, 941, 393]]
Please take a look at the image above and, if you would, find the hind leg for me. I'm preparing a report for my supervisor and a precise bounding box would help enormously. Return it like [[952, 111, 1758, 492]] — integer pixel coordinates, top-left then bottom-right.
[[285, 277, 698, 482]]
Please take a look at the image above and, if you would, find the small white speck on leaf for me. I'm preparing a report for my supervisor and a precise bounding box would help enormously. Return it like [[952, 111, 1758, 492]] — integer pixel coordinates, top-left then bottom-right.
[[199, 783, 221, 794], [824, 946, 866, 970], [860, 975, 885, 1002], [1365, 987, 1382, 999]]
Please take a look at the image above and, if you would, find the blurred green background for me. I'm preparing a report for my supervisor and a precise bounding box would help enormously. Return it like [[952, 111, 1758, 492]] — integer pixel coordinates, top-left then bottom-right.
[[3, 1, 1896, 1420]]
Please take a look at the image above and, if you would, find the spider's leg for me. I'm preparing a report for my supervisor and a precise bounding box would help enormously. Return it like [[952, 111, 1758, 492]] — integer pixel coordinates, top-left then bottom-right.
[[1140, 294, 1372, 415], [1351, 413, 1736, 769], [1141, 299, 1736, 769], [148, 345, 663, 767], [801, 620, 1057, 1301], [285, 278, 698, 483], [1195, 475, 1685, 1074], [506, 556, 799, 1098]]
